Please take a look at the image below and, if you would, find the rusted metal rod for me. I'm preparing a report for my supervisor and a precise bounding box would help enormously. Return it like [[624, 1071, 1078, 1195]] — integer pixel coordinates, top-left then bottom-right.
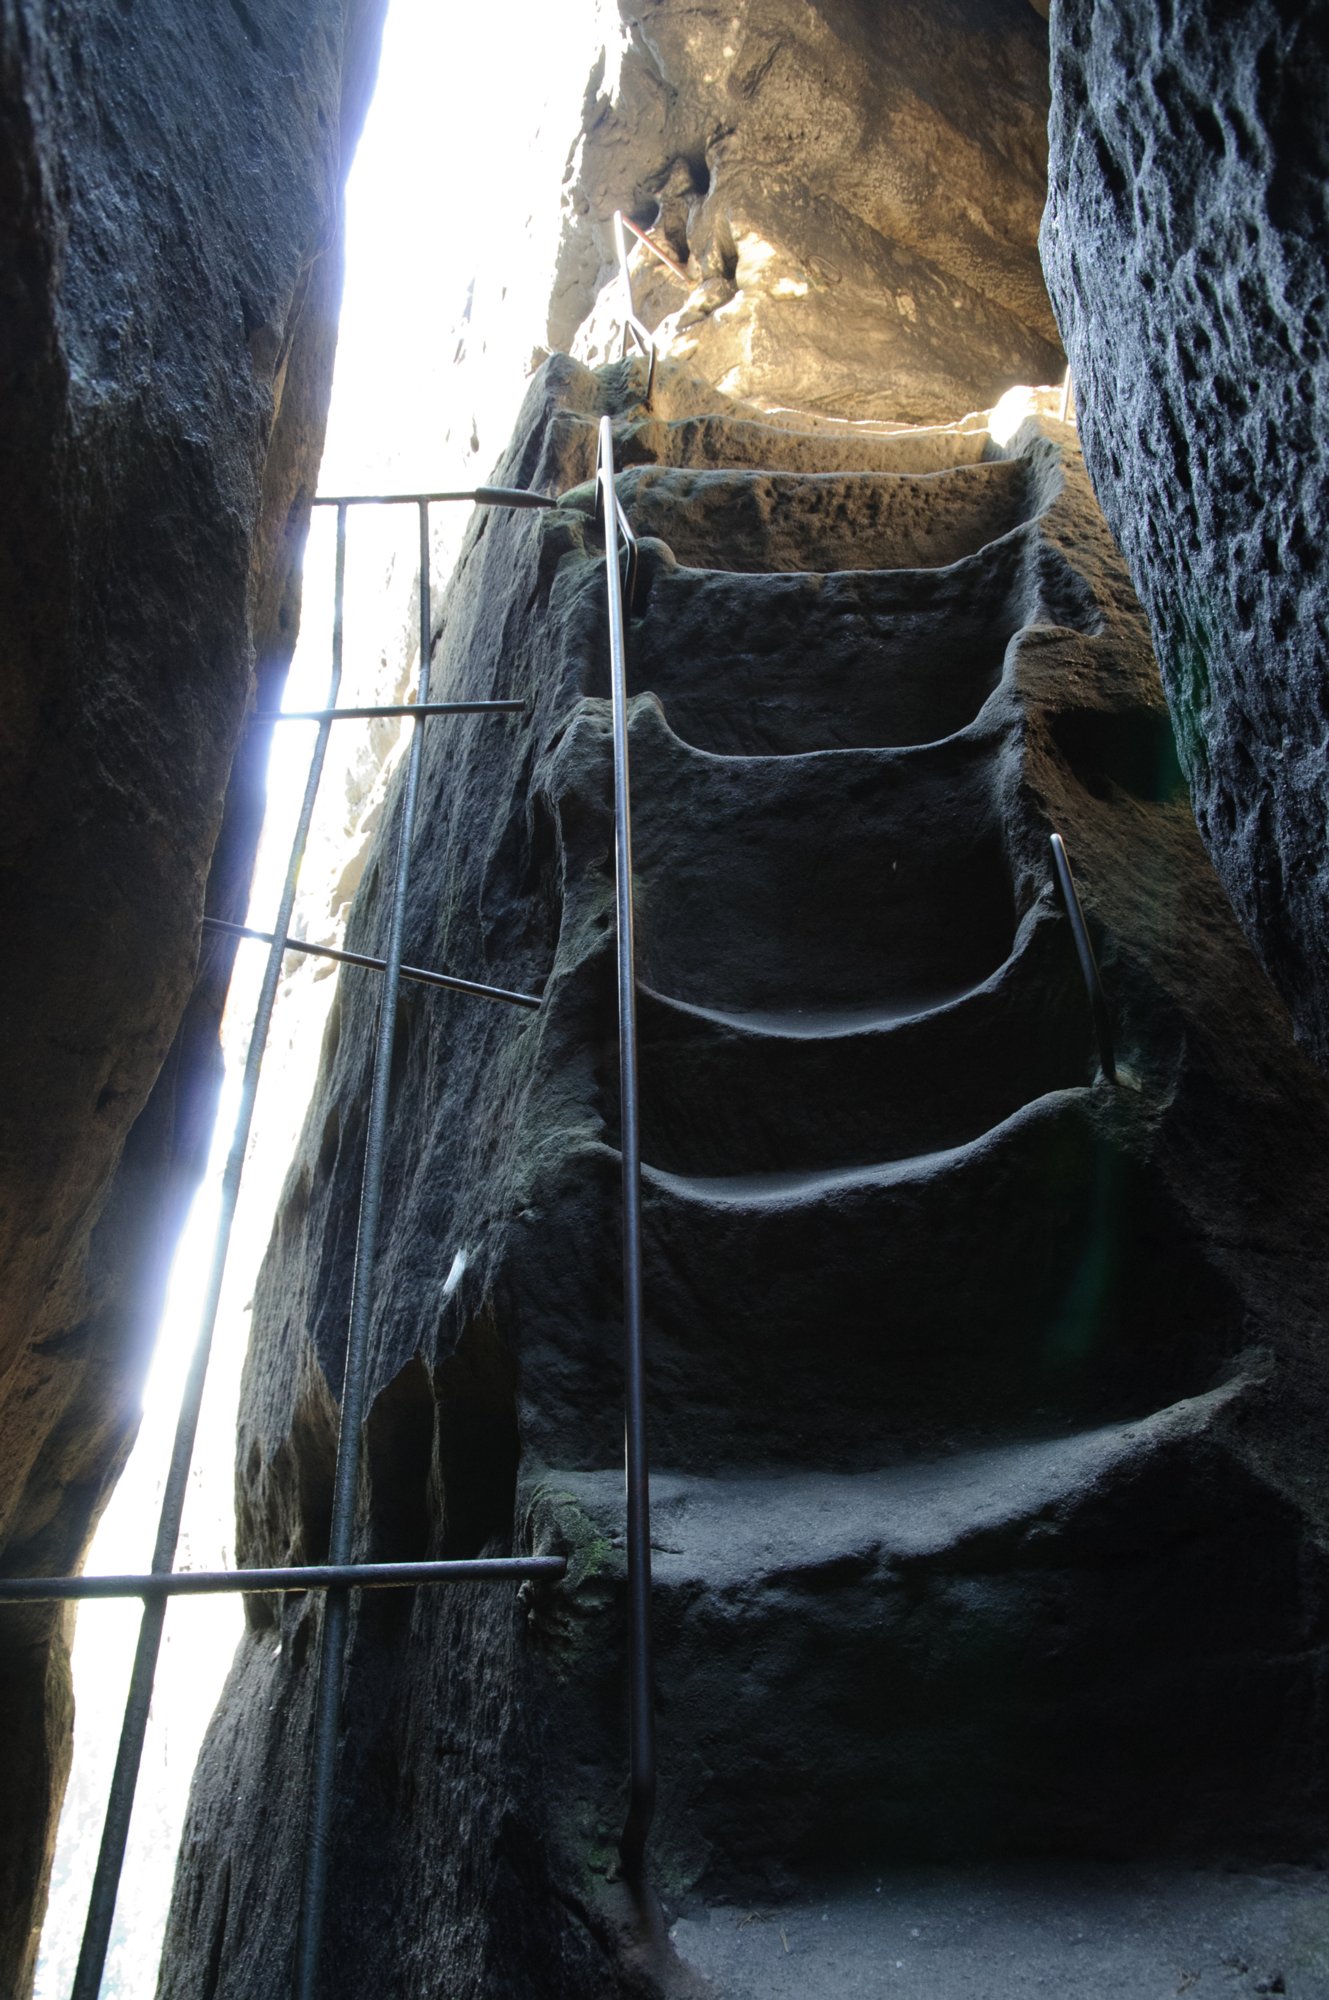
[[613, 210, 658, 409], [619, 212, 689, 283]]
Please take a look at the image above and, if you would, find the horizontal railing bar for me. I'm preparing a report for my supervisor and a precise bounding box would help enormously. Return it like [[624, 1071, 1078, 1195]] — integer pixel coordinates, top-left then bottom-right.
[[202, 917, 542, 1010], [310, 485, 558, 509], [253, 700, 526, 723], [0, 1556, 566, 1602]]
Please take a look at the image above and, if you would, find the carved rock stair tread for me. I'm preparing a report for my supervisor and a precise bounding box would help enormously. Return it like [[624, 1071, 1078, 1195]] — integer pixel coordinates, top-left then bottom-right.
[[618, 531, 1036, 754], [535, 1383, 1320, 1875], [517, 1091, 1230, 1476], [616, 460, 1032, 573], [610, 411, 991, 477], [531, 382, 1324, 1926], [628, 718, 1015, 1016], [636, 916, 1092, 1178], [666, 1865, 1327, 2000]]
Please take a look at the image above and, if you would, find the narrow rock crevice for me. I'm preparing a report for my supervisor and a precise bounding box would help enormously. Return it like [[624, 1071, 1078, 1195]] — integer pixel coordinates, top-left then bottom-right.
[[161, 356, 1329, 1997]]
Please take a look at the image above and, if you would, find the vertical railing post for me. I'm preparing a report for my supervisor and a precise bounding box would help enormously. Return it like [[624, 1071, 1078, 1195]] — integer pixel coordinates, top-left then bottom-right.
[[69, 503, 351, 2000], [597, 416, 656, 1874], [293, 499, 435, 2000]]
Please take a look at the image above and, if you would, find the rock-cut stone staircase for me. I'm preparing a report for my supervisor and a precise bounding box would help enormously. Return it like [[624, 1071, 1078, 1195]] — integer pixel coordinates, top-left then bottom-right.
[[522, 381, 1326, 1991], [162, 361, 1329, 2000]]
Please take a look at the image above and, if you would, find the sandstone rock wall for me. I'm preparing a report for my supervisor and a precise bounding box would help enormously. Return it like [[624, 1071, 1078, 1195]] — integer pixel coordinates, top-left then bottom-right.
[[1040, 0, 1329, 1068], [160, 356, 1329, 1997], [553, 0, 1064, 421], [0, 2, 385, 1988]]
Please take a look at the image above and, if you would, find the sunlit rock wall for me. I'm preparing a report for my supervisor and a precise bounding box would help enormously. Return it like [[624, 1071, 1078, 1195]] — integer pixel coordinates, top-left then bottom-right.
[[0, 1, 386, 1989], [1041, 0, 1329, 1067], [551, 0, 1064, 422]]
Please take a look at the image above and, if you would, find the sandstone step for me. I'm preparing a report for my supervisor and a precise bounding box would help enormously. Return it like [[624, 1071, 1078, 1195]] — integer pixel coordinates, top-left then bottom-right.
[[614, 461, 1032, 573], [613, 411, 992, 478], [665, 1863, 1329, 1999], [609, 528, 1036, 756], [626, 708, 1015, 1017], [548, 406, 992, 490], [530, 1383, 1326, 1884], [514, 1094, 1235, 1472], [635, 910, 1094, 1178]]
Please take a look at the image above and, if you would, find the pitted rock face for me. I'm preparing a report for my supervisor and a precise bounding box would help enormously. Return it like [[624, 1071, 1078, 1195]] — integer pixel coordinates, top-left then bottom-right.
[[1041, 0, 1329, 1069], [551, 0, 1064, 422], [0, 2, 385, 1990]]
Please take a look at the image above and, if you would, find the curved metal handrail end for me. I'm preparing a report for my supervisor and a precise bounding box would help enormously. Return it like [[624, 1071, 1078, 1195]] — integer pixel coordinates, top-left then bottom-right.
[[1050, 831, 1118, 1084]]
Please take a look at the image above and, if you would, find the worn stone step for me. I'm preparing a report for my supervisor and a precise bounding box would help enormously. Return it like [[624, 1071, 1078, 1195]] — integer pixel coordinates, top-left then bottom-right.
[[614, 461, 1033, 574], [607, 528, 1036, 756], [626, 706, 1015, 1017], [613, 411, 992, 478], [528, 1383, 1328, 1888], [548, 405, 992, 490], [635, 909, 1094, 1178], [512, 1094, 1236, 1473], [665, 1863, 1329, 1999]]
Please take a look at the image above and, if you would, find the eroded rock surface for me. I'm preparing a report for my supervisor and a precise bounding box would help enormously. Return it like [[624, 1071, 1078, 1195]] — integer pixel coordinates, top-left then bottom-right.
[[162, 357, 1329, 1998], [1041, 0, 1329, 1068], [0, 2, 385, 1988], [553, 0, 1063, 420]]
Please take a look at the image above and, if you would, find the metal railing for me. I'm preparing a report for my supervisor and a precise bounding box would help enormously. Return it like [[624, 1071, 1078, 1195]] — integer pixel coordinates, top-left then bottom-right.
[[1050, 831, 1118, 1083], [613, 210, 659, 409], [595, 414, 656, 1875], [2, 483, 566, 2000]]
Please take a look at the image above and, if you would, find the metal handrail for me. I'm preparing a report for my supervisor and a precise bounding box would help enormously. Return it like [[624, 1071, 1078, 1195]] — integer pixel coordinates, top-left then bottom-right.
[[1050, 832, 1117, 1083], [64, 501, 353, 2000], [311, 484, 557, 510], [619, 212, 689, 284], [292, 498, 439, 1999], [0, 1556, 565, 1602], [202, 917, 542, 1010], [596, 414, 656, 1875], [43, 483, 552, 2000], [613, 210, 658, 409], [254, 699, 525, 722]]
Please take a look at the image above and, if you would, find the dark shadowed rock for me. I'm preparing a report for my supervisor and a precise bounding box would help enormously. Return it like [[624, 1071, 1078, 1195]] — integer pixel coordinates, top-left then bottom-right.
[[0, 1, 385, 1988], [552, 0, 1064, 421], [160, 357, 1329, 1997], [1040, 0, 1329, 1069]]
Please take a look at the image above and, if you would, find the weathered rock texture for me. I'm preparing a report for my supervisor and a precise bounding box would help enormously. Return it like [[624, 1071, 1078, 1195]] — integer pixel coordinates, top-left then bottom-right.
[[162, 354, 1329, 1998], [553, 0, 1064, 421], [1040, 0, 1329, 1069], [0, 1, 385, 1988]]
